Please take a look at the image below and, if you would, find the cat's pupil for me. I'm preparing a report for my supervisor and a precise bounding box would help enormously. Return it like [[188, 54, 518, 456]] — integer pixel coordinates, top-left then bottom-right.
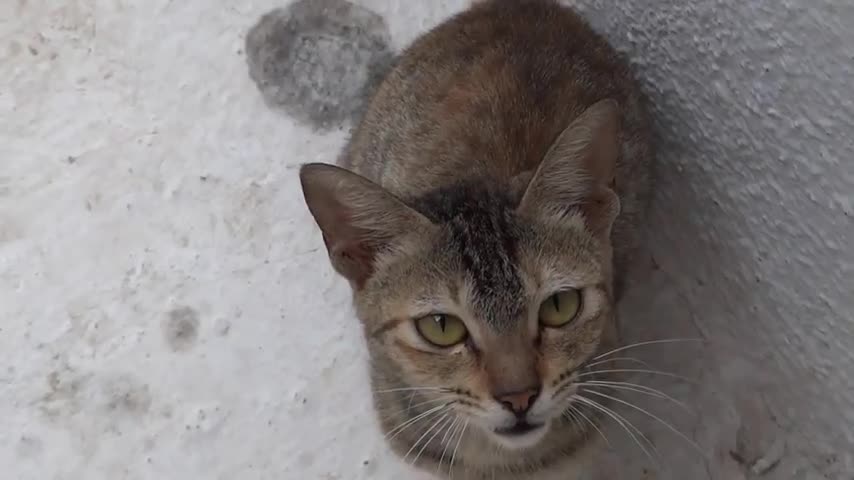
[[436, 315, 447, 331], [552, 295, 561, 311]]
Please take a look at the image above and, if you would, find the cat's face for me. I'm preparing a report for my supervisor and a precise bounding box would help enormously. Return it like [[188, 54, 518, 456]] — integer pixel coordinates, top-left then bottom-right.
[[356, 196, 617, 450], [300, 100, 621, 452]]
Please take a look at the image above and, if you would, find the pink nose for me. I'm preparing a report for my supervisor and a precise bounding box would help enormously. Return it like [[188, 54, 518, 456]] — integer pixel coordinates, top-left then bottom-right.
[[495, 388, 540, 415]]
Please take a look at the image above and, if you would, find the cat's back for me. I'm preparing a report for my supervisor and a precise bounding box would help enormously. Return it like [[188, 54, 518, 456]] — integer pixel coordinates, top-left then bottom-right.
[[343, 0, 650, 205]]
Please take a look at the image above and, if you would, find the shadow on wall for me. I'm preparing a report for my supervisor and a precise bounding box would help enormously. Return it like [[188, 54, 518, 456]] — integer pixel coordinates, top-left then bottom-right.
[[577, 0, 854, 478], [245, 0, 854, 478]]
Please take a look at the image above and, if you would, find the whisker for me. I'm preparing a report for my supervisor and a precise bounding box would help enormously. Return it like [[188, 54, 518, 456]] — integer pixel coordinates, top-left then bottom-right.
[[584, 356, 654, 370], [379, 396, 452, 426], [389, 395, 456, 420], [412, 415, 454, 466], [386, 404, 448, 441], [441, 417, 460, 446], [593, 338, 704, 361], [562, 408, 586, 444], [553, 376, 578, 398], [551, 359, 661, 398], [374, 386, 446, 394], [577, 369, 697, 384], [562, 407, 581, 431], [437, 416, 460, 473], [578, 380, 692, 412], [449, 419, 469, 478], [405, 413, 449, 463], [574, 395, 658, 465], [584, 389, 706, 458], [568, 403, 612, 449]]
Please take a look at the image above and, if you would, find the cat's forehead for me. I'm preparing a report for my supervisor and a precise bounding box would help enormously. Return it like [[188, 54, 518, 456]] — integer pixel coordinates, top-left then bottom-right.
[[409, 181, 527, 331], [395, 180, 603, 330], [407, 180, 518, 222]]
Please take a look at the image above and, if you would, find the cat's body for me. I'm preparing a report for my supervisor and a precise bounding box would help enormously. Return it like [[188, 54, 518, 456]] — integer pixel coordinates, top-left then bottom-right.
[[343, 0, 651, 283], [300, 0, 652, 478]]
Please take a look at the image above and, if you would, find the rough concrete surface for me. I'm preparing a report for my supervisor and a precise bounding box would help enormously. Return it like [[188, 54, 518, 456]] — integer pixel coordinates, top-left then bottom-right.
[[1, 0, 851, 479]]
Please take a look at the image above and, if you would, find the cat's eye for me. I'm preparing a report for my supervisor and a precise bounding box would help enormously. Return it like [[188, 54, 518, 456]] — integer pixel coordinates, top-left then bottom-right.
[[538, 289, 582, 327], [415, 314, 468, 347]]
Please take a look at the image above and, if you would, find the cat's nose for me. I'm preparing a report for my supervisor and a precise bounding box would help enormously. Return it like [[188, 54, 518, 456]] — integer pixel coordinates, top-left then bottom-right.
[[495, 387, 540, 416]]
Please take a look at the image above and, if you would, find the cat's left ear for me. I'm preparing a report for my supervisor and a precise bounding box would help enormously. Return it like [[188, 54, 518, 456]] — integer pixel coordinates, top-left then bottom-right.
[[300, 163, 434, 289], [517, 99, 621, 239]]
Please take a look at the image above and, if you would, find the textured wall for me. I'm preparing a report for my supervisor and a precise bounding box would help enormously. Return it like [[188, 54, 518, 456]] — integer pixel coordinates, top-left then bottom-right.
[[573, 0, 854, 478], [1, 0, 851, 479]]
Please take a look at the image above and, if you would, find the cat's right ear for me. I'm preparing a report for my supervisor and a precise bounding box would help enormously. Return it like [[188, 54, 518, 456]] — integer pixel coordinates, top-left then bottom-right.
[[517, 99, 622, 239], [299, 163, 432, 288]]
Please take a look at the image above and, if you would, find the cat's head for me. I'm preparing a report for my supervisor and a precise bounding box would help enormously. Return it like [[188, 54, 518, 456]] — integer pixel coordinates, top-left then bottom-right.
[[300, 100, 621, 452]]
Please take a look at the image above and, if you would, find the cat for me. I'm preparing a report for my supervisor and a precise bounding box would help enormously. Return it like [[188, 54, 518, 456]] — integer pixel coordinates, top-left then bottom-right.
[[299, 0, 652, 478]]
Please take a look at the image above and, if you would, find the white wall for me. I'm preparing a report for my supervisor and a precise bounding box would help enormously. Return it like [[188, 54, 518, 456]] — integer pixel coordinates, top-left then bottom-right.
[[1, 0, 850, 479]]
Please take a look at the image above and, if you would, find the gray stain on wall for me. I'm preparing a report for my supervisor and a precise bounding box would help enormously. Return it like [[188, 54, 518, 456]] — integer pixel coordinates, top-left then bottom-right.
[[163, 306, 200, 352], [245, 0, 394, 131], [101, 374, 153, 417]]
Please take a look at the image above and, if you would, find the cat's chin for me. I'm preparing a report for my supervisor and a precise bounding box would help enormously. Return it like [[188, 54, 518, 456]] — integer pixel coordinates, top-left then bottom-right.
[[488, 420, 551, 450]]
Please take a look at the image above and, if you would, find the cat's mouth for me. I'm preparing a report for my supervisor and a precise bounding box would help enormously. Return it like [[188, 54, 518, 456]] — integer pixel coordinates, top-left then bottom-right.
[[490, 419, 549, 449], [494, 420, 545, 437]]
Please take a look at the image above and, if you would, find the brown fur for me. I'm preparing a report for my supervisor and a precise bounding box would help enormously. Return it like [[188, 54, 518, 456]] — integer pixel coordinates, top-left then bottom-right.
[[300, 0, 652, 478]]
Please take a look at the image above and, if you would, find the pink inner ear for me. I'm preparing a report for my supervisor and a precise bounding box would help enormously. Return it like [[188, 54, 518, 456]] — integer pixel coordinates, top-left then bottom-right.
[[330, 237, 377, 289], [301, 162, 428, 288], [336, 240, 374, 264], [581, 187, 620, 239]]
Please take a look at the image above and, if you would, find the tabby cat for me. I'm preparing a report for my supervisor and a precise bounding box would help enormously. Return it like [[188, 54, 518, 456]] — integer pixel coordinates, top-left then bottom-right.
[[299, 0, 652, 478]]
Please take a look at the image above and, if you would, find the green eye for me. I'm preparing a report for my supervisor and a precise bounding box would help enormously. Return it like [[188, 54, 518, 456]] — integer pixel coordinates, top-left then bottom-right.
[[539, 289, 582, 327], [415, 314, 468, 347]]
